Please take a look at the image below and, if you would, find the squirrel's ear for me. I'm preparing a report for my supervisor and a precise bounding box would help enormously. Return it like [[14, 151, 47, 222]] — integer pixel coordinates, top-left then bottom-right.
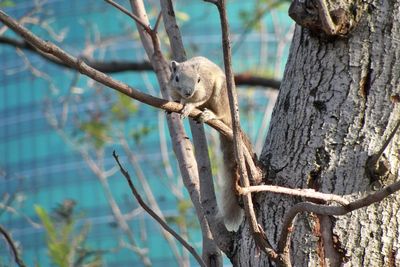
[[171, 61, 179, 72]]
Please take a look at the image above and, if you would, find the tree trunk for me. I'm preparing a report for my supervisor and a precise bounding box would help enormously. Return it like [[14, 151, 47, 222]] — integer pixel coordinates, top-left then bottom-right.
[[234, 1, 400, 266]]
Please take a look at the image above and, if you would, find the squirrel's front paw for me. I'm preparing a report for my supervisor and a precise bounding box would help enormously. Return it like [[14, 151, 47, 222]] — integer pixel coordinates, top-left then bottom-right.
[[199, 108, 216, 122], [180, 104, 193, 119]]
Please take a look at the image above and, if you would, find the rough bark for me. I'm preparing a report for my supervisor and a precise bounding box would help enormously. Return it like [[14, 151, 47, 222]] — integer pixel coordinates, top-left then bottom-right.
[[234, 0, 400, 265]]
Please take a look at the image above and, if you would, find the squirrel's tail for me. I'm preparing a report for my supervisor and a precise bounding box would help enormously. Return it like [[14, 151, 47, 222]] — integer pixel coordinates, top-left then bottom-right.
[[219, 134, 244, 231]]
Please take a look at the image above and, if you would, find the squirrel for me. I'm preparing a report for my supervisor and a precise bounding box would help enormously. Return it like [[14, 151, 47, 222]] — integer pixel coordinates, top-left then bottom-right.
[[167, 56, 255, 231]]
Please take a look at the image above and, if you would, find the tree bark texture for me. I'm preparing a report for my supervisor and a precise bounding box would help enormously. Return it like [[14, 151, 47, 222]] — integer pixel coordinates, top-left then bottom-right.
[[235, 1, 400, 266]]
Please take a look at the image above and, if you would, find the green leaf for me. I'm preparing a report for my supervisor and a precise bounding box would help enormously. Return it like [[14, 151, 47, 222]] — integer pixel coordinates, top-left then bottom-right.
[[48, 243, 69, 267], [35, 205, 57, 242], [0, 0, 15, 8], [110, 93, 138, 121], [177, 199, 192, 214], [130, 124, 154, 144], [79, 121, 110, 148], [175, 11, 190, 22]]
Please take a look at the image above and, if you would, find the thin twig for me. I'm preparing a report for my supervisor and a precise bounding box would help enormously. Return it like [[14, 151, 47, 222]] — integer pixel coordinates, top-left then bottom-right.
[[278, 178, 400, 254], [153, 11, 162, 33], [0, 224, 26, 267], [119, 135, 183, 264], [209, 0, 278, 260], [112, 151, 206, 267], [104, 0, 151, 34], [367, 117, 400, 173], [239, 185, 349, 206]]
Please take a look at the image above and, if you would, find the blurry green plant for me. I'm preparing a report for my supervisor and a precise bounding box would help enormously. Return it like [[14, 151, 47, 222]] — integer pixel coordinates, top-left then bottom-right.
[[110, 93, 138, 121], [35, 201, 103, 267], [131, 124, 155, 144], [166, 199, 199, 230], [0, 0, 15, 8], [77, 92, 145, 149]]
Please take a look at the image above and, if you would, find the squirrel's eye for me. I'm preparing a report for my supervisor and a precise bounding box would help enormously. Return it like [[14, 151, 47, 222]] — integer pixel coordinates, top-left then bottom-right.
[[197, 77, 201, 83], [175, 76, 179, 82]]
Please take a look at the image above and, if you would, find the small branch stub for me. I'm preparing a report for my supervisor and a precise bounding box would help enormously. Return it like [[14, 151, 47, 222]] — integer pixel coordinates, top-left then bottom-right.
[[288, 0, 365, 37]]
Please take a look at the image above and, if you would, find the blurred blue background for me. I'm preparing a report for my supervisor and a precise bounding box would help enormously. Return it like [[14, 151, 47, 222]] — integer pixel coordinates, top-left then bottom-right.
[[0, 0, 293, 266]]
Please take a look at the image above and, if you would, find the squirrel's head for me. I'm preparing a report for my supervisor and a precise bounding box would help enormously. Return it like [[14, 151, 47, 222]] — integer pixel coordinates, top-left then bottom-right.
[[169, 60, 202, 99]]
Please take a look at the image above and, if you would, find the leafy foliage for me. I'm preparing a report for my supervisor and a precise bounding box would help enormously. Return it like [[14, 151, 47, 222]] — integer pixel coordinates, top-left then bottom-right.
[[166, 199, 199, 229], [0, 0, 15, 8], [77, 92, 143, 149], [110, 93, 138, 121], [131, 124, 154, 144], [35, 202, 103, 267]]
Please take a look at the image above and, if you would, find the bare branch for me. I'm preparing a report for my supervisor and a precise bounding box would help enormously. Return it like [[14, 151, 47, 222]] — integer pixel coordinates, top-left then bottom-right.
[[234, 73, 280, 89], [239, 185, 349, 206], [104, 0, 152, 34], [0, 36, 280, 88], [366, 117, 400, 180], [128, 0, 228, 264], [278, 178, 400, 254], [0, 10, 235, 140], [0, 224, 26, 267], [208, 0, 278, 260], [112, 151, 206, 267], [119, 135, 184, 264], [153, 11, 162, 33], [161, 0, 229, 263]]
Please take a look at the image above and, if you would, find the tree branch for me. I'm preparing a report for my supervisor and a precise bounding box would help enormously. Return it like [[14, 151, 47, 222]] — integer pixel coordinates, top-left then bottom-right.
[[208, 0, 279, 261], [0, 36, 280, 88], [112, 151, 206, 267], [127, 0, 220, 265], [0, 224, 26, 267], [277, 178, 400, 255], [234, 73, 280, 89], [239, 185, 349, 206], [160, 0, 229, 263], [0, 10, 235, 141], [104, 0, 152, 34], [119, 135, 184, 264]]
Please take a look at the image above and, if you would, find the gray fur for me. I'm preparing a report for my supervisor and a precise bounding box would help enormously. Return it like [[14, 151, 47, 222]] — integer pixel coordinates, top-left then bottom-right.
[[167, 56, 244, 231]]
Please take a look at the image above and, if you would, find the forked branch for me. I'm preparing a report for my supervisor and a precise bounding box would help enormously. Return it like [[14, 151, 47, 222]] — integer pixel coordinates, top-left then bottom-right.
[[278, 178, 400, 261], [0, 10, 231, 141]]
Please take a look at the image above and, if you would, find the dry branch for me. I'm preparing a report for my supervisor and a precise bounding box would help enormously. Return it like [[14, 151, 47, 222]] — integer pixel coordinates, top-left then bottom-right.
[[207, 0, 278, 260], [127, 0, 222, 265], [240, 185, 349, 206], [278, 179, 400, 256], [160, 0, 228, 263], [0, 224, 26, 267], [0, 10, 234, 141], [112, 151, 206, 267], [104, 0, 151, 33], [0, 35, 281, 89]]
